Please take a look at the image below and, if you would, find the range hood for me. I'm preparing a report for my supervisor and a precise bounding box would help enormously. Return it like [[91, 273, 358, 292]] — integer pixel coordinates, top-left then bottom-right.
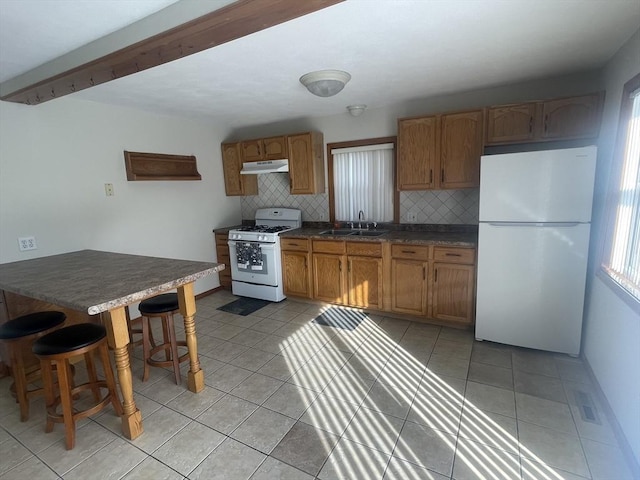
[[240, 159, 289, 175]]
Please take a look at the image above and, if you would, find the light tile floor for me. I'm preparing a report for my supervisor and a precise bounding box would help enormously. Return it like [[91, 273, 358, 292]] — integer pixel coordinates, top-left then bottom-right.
[[0, 290, 636, 479]]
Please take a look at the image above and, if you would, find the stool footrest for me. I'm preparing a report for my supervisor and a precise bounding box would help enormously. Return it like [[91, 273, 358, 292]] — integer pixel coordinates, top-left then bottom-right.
[[147, 342, 189, 368], [46, 381, 116, 423]]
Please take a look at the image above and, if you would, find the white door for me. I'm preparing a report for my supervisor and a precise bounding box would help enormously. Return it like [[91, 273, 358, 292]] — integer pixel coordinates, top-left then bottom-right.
[[475, 222, 591, 355], [479, 146, 597, 223]]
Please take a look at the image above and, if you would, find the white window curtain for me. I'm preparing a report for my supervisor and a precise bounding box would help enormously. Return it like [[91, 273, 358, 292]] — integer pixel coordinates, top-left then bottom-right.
[[332, 143, 394, 222], [606, 86, 640, 300]]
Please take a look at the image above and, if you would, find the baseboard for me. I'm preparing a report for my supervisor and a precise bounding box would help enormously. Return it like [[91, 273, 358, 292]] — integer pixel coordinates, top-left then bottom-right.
[[196, 286, 223, 300], [582, 356, 640, 477]]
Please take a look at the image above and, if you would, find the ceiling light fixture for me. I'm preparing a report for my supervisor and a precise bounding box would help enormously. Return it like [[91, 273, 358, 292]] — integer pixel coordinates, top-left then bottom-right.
[[299, 70, 351, 97], [347, 104, 367, 116]]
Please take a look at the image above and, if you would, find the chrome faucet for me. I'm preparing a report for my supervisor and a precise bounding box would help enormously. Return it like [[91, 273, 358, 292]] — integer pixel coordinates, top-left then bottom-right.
[[358, 210, 364, 229]]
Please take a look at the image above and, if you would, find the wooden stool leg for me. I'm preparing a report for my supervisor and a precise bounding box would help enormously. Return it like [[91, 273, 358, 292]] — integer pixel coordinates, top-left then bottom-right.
[[141, 316, 151, 382], [98, 343, 123, 416], [166, 315, 181, 385], [56, 359, 76, 450], [40, 359, 56, 433], [10, 345, 29, 422], [161, 318, 171, 362], [84, 351, 101, 403]]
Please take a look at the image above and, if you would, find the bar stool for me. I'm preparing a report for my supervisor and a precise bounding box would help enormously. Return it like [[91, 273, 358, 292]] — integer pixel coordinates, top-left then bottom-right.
[[139, 293, 189, 384], [0, 311, 66, 421], [32, 323, 123, 450]]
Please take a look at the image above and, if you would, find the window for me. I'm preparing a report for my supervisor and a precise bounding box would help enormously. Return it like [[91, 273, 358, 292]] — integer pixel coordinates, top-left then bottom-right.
[[327, 137, 397, 223], [602, 73, 640, 305]]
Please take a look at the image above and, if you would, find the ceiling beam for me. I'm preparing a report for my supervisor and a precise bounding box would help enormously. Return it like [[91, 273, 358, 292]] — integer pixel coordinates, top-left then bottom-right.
[[0, 0, 344, 105]]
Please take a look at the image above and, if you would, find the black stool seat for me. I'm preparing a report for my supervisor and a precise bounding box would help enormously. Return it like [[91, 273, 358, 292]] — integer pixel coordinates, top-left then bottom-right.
[[0, 311, 66, 340], [139, 293, 179, 314], [33, 323, 106, 356], [33, 322, 122, 450], [0, 310, 67, 422]]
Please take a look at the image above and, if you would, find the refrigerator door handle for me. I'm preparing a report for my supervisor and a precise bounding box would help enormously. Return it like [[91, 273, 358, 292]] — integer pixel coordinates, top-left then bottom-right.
[[487, 222, 581, 228]]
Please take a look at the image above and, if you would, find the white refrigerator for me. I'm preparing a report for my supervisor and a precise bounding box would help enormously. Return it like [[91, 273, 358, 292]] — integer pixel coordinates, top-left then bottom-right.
[[475, 145, 597, 356]]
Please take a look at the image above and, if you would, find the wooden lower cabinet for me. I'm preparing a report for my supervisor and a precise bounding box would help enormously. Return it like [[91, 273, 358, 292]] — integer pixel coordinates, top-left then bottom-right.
[[282, 250, 311, 298], [348, 256, 383, 309], [391, 258, 428, 316], [430, 246, 476, 325], [282, 237, 476, 327], [214, 232, 232, 288], [431, 262, 475, 324], [281, 238, 312, 298], [313, 253, 346, 304]]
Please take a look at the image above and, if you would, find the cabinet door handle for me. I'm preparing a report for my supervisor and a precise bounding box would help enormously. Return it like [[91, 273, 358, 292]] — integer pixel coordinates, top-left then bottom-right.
[[445, 253, 461, 257], [423, 266, 426, 280], [339, 260, 342, 272], [402, 250, 416, 254], [441, 169, 445, 183], [529, 116, 533, 133], [544, 114, 548, 133], [289, 243, 299, 247], [429, 169, 433, 184], [304, 258, 307, 268], [434, 268, 437, 282]]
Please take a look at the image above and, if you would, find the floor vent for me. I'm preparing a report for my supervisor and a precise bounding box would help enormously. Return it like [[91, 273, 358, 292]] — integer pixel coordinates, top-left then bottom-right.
[[573, 389, 601, 425]]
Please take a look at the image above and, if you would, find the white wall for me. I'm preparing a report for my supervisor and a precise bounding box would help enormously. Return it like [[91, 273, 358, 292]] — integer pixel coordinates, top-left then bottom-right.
[[583, 29, 640, 466], [0, 97, 242, 295]]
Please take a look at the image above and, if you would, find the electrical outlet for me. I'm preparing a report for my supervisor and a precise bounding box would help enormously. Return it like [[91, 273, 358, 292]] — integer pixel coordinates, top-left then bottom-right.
[[104, 183, 114, 196], [319, 213, 325, 220], [18, 236, 37, 251], [407, 211, 418, 223]]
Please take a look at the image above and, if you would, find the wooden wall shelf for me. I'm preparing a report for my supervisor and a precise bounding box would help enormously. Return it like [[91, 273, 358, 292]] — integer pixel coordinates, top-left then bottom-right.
[[124, 151, 201, 181]]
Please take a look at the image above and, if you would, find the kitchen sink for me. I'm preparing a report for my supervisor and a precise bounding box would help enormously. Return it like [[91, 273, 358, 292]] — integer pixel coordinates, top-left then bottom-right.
[[318, 229, 388, 237], [351, 230, 388, 237], [319, 229, 356, 236]]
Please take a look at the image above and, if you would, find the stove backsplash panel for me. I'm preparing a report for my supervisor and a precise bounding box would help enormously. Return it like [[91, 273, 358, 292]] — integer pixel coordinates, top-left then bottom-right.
[[240, 172, 479, 224]]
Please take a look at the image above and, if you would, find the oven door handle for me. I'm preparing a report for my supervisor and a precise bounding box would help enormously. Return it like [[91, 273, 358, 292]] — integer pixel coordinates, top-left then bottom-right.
[[228, 240, 276, 251]]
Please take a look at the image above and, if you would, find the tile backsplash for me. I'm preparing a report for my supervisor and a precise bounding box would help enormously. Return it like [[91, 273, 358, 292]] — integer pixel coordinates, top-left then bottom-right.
[[241, 173, 479, 224]]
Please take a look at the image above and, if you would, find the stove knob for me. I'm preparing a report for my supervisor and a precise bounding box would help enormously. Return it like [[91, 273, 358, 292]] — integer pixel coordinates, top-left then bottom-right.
[[259, 235, 265, 241]]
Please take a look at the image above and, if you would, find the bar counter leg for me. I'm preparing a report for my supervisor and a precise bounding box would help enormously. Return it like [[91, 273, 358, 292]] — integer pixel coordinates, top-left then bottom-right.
[[104, 307, 143, 439], [177, 283, 204, 392]]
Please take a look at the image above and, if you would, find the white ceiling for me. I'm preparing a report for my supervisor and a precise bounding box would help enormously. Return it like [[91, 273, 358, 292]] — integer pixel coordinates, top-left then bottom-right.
[[1, 0, 639, 128]]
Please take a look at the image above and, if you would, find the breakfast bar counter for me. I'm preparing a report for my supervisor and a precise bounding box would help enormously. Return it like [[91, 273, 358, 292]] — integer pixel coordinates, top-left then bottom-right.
[[0, 249, 224, 440]]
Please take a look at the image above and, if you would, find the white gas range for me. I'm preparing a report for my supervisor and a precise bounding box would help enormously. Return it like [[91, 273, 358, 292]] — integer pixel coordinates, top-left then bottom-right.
[[228, 208, 302, 302]]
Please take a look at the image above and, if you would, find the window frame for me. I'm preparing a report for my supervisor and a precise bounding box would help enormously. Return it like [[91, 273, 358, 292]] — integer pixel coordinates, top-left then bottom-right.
[[598, 72, 640, 313], [326, 136, 398, 224]]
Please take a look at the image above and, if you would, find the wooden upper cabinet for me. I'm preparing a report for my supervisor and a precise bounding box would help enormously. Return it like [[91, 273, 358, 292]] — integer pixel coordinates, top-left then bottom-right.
[[241, 139, 263, 161], [486, 92, 603, 145], [486, 103, 536, 144], [397, 110, 482, 190], [397, 116, 437, 190], [243, 136, 288, 162], [288, 132, 325, 195], [540, 94, 602, 140], [221, 142, 257, 196], [440, 110, 483, 189], [263, 136, 288, 160]]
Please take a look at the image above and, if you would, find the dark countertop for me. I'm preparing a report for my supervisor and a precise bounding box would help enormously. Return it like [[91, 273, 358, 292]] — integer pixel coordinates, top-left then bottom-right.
[[213, 225, 243, 235], [0, 250, 224, 315], [281, 228, 478, 247]]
